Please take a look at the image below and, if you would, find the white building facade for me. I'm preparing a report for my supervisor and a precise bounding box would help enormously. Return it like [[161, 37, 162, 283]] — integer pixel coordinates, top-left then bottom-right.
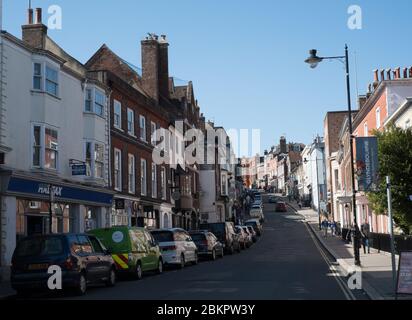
[[0, 13, 113, 280]]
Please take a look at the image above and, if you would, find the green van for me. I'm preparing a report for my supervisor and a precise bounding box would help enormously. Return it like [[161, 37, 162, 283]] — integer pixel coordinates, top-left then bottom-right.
[[88, 226, 163, 279]]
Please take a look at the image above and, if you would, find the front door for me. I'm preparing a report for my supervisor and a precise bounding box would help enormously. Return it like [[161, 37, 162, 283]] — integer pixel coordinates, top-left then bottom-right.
[[26, 215, 44, 236]]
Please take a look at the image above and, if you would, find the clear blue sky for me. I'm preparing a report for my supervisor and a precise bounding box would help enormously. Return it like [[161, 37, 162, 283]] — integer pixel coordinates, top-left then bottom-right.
[[3, 0, 412, 155]]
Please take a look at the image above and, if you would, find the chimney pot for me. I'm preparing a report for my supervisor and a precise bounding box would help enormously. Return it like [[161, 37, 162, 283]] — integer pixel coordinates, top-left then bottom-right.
[[386, 69, 392, 80], [373, 69, 379, 82], [35, 8, 42, 24], [403, 67, 408, 79], [380, 69, 385, 81], [394, 67, 401, 79], [28, 8, 34, 24]]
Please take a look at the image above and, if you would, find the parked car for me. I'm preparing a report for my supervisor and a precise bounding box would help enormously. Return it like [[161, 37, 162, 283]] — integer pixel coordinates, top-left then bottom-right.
[[199, 222, 241, 254], [268, 196, 278, 203], [250, 205, 265, 223], [235, 226, 250, 249], [276, 202, 288, 212], [246, 226, 258, 243], [11, 233, 116, 296], [240, 226, 254, 247], [150, 229, 198, 268], [189, 231, 224, 260], [245, 219, 263, 236], [88, 226, 163, 280]]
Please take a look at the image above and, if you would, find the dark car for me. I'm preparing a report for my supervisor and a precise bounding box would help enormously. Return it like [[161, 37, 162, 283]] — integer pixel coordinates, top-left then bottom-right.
[[276, 202, 288, 212], [189, 231, 224, 260], [245, 219, 263, 237], [246, 226, 258, 243], [199, 222, 241, 254], [11, 234, 116, 296]]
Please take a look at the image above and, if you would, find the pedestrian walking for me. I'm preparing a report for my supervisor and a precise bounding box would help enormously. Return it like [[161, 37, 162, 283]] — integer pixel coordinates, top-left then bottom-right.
[[361, 219, 371, 254], [321, 218, 329, 237], [330, 219, 337, 236]]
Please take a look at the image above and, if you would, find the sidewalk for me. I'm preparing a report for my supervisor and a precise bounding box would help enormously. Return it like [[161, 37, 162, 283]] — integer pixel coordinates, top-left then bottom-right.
[[287, 201, 409, 300]]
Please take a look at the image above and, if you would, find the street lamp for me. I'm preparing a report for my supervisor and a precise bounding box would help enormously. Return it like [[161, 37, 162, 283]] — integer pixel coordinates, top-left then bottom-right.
[[305, 45, 361, 266]]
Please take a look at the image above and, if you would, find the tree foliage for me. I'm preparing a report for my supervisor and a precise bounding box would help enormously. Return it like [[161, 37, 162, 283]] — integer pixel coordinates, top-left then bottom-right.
[[367, 125, 412, 234]]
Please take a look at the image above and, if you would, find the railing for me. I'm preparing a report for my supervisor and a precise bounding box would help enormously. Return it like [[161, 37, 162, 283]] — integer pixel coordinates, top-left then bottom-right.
[[341, 229, 412, 254]]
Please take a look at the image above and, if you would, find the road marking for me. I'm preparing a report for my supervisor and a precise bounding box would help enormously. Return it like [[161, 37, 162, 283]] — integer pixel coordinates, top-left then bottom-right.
[[304, 222, 356, 300]]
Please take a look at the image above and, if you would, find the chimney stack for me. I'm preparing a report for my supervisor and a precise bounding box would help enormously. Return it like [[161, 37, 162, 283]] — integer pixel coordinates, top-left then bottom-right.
[[141, 35, 160, 104], [158, 35, 170, 99], [22, 8, 48, 49]]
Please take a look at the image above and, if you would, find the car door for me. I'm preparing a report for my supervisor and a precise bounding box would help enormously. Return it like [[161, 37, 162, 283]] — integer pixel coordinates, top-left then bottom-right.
[[135, 230, 152, 272], [77, 235, 99, 282], [88, 235, 110, 280], [182, 231, 195, 261]]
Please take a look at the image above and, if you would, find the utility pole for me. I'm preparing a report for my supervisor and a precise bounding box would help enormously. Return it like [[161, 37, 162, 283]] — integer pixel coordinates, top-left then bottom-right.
[[386, 176, 397, 297]]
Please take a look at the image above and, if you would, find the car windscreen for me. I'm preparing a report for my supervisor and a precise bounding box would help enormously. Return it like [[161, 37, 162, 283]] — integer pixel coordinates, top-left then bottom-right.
[[15, 237, 65, 258], [151, 231, 175, 243], [206, 224, 225, 240], [190, 233, 206, 242]]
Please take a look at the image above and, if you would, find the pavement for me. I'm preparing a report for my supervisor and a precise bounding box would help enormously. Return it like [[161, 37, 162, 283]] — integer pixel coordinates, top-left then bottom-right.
[[286, 200, 411, 300], [3, 195, 356, 300]]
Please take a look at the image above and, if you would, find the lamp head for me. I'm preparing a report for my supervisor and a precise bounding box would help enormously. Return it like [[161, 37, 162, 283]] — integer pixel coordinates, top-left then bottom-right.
[[305, 49, 323, 69]]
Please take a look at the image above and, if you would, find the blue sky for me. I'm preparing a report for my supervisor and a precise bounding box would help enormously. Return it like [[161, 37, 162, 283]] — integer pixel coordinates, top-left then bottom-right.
[[3, 0, 412, 155]]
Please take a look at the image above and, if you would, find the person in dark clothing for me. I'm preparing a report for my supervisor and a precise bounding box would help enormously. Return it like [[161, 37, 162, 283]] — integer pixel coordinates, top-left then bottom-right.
[[361, 220, 371, 254]]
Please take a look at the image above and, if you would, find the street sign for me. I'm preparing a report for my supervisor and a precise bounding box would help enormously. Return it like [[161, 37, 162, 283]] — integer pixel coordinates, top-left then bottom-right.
[[355, 137, 379, 192], [72, 164, 87, 176], [397, 252, 412, 295]]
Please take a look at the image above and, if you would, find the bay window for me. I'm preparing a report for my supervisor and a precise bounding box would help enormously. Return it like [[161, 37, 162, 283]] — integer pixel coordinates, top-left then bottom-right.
[[33, 63, 42, 90], [32, 125, 58, 170], [94, 90, 106, 117], [85, 142, 105, 179], [45, 66, 59, 96], [85, 89, 92, 112]]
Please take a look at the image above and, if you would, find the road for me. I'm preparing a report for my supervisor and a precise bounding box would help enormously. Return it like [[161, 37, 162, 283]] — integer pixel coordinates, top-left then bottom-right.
[[49, 194, 356, 300]]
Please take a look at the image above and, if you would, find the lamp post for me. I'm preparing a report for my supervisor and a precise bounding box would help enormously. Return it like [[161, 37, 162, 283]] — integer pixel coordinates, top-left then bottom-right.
[[305, 45, 361, 266]]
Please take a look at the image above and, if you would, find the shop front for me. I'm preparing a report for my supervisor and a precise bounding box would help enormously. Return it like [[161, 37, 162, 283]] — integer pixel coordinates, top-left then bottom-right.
[[0, 172, 114, 279]]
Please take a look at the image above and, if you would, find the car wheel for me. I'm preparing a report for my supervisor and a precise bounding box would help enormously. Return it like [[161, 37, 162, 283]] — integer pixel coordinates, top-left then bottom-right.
[[211, 249, 217, 261], [75, 272, 87, 296], [134, 262, 143, 280], [106, 268, 116, 287], [179, 254, 185, 269], [157, 259, 163, 274], [193, 252, 199, 265]]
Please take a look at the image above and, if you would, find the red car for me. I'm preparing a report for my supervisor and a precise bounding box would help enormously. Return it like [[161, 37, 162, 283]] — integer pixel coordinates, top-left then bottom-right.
[[275, 202, 288, 212]]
